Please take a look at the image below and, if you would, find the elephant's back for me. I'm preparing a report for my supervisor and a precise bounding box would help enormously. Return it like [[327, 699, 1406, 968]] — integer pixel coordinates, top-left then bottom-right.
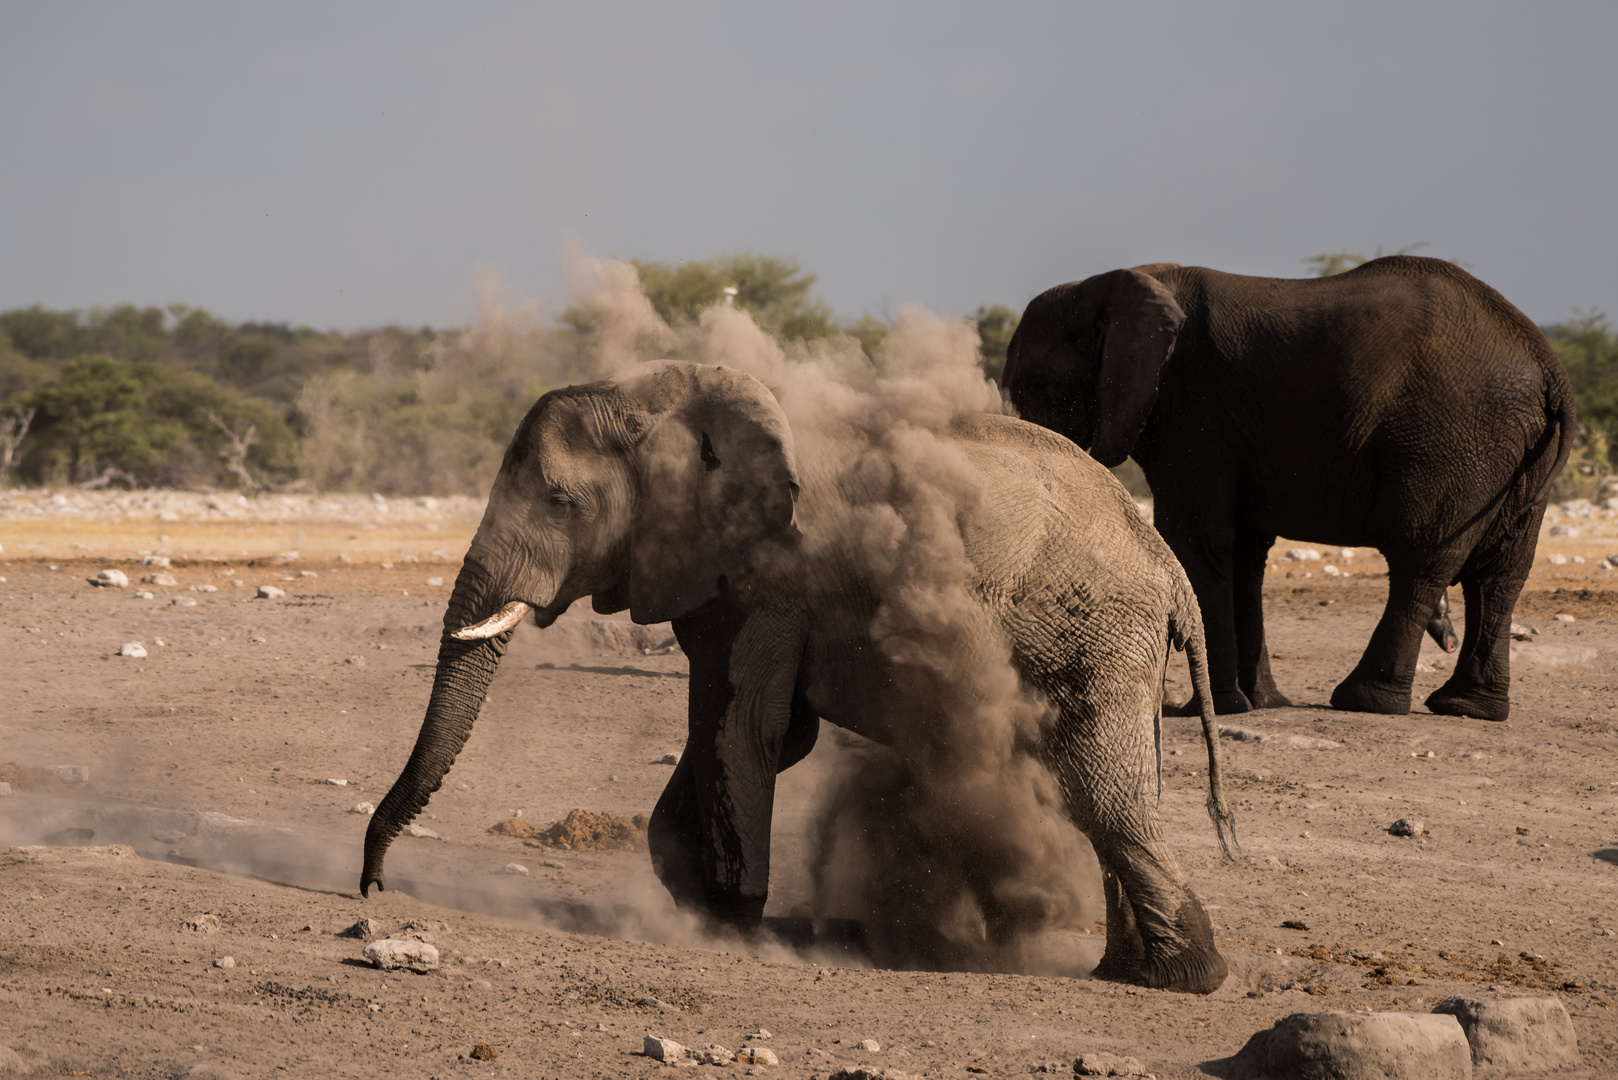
[[949, 413, 1183, 613]]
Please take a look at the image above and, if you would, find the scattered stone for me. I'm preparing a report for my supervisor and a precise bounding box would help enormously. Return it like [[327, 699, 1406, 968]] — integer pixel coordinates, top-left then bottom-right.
[[1282, 920, 1310, 931], [351, 802, 375, 815], [1546, 553, 1568, 565], [89, 569, 129, 588], [118, 642, 148, 659], [656, 753, 680, 765], [746, 1030, 773, 1041], [427, 576, 444, 586], [735, 1047, 778, 1066], [170, 596, 197, 607], [859, 1039, 881, 1052], [344, 656, 365, 666], [406, 823, 443, 840], [337, 918, 377, 940], [1510, 622, 1537, 640], [1389, 818, 1426, 837], [141, 555, 172, 568], [250, 636, 266, 643], [141, 572, 179, 586], [192, 584, 218, 592], [827, 1069, 917, 1080], [1074, 1050, 1151, 1076], [502, 863, 529, 875], [1432, 995, 1580, 1070], [1554, 613, 1576, 623], [133, 591, 154, 599], [469, 1043, 499, 1062], [696, 1044, 735, 1065], [644, 1036, 686, 1062], [183, 914, 221, 934], [1285, 548, 1322, 561], [362, 938, 440, 972], [255, 585, 285, 599], [1224, 1010, 1470, 1080], [298, 570, 318, 578], [213, 956, 235, 969], [318, 778, 348, 786]]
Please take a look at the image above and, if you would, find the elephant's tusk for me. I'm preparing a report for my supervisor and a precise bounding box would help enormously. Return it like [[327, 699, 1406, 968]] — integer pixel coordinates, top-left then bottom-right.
[[450, 600, 532, 640]]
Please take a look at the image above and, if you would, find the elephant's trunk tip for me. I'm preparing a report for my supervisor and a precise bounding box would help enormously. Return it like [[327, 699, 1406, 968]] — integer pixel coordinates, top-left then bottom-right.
[[450, 600, 532, 640]]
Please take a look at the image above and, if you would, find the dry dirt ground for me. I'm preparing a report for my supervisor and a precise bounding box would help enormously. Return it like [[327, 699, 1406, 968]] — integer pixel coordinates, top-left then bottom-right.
[[2, 494, 1618, 1079]]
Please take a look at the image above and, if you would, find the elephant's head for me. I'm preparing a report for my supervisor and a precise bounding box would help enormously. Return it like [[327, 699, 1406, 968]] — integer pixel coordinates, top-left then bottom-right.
[[1001, 266, 1186, 467], [360, 360, 799, 896]]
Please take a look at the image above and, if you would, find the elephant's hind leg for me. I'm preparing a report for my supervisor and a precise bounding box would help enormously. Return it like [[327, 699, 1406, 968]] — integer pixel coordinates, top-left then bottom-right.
[[1426, 501, 1543, 721], [1331, 560, 1456, 715], [1047, 691, 1226, 994]]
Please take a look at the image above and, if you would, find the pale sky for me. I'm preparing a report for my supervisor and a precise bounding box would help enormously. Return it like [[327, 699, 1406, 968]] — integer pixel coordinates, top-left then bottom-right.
[[2, 2, 1614, 330]]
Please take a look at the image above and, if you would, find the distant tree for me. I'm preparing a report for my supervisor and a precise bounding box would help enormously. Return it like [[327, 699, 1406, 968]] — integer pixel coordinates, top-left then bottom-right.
[[974, 303, 1021, 382], [0, 404, 34, 486], [23, 355, 161, 483], [842, 313, 890, 359], [629, 253, 837, 340]]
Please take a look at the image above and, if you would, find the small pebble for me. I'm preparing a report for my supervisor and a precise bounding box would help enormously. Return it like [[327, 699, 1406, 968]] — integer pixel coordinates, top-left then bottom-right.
[[351, 802, 376, 815], [213, 956, 235, 969], [256, 585, 285, 599], [118, 642, 147, 659]]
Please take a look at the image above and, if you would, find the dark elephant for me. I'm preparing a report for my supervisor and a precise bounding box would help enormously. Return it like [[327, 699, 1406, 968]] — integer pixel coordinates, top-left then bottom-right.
[[361, 360, 1236, 993], [1002, 256, 1574, 721]]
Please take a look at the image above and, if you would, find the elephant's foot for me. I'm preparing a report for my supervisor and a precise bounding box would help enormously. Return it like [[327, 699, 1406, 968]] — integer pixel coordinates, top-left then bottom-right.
[[1426, 681, 1511, 722], [1165, 689, 1252, 717], [1140, 943, 1228, 995], [1243, 685, 1294, 709], [1330, 676, 1411, 715]]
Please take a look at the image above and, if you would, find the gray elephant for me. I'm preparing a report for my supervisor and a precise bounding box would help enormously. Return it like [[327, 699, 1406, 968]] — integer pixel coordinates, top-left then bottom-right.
[[362, 360, 1236, 994], [1002, 256, 1574, 721]]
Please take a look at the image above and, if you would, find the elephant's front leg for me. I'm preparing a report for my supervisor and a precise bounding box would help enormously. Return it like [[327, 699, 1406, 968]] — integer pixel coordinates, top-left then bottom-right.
[[648, 597, 803, 928], [1156, 498, 1250, 715], [1233, 529, 1292, 708]]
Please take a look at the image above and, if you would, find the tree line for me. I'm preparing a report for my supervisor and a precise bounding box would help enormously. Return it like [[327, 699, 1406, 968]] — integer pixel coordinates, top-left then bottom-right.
[[1, 252, 1611, 499]]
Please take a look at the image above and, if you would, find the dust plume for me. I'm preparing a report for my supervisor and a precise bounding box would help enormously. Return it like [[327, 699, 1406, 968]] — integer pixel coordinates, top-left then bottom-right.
[[567, 260, 1103, 972]]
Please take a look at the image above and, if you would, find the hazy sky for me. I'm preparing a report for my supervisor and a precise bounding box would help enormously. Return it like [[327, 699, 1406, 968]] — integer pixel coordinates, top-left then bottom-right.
[[2, 2, 1614, 330]]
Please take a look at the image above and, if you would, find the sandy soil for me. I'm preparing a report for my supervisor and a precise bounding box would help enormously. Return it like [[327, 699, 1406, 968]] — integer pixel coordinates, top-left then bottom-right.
[[2, 498, 1617, 1079]]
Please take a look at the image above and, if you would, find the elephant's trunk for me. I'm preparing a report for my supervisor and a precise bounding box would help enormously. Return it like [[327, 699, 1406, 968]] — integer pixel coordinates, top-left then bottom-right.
[[360, 555, 519, 897]]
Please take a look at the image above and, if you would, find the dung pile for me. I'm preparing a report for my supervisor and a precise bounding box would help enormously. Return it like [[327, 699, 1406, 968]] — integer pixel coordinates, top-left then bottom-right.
[[521, 809, 649, 852]]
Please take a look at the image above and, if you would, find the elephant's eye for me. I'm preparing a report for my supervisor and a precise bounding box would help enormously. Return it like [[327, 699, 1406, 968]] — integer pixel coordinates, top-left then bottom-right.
[[547, 488, 573, 508]]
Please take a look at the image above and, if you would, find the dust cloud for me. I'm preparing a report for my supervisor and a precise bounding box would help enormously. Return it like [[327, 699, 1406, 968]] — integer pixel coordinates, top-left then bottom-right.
[[561, 255, 1103, 972]]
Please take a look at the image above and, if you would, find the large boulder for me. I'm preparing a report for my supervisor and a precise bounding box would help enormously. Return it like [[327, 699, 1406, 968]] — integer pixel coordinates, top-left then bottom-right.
[[1431, 995, 1580, 1071], [1223, 1010, 1471, 1079]]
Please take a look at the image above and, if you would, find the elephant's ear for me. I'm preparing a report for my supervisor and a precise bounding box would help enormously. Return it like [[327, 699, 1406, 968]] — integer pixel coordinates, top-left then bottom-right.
[[621, 362, 800, 624], [1078, 268, 1185, 468]]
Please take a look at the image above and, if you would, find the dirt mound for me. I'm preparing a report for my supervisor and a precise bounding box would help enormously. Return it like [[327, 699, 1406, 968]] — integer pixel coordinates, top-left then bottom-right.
[[487, 817, 543, 838], [521, 809, 649, 852]]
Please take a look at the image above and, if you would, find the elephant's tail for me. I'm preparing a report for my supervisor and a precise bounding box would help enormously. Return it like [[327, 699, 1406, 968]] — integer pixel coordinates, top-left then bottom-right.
[[1171, 589, 1239, 862], [1528, 366, 1578, 509]]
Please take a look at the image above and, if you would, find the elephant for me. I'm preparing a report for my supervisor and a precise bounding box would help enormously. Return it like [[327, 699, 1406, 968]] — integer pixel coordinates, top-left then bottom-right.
[[361, 359, 1237, 994], [1002, 256, 1574, 721]]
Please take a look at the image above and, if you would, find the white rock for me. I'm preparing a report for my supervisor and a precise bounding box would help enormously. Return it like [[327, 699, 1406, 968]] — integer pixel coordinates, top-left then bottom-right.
[[119, 642, 148, 659], [859, 1039, 881, 1052], [1227, 1011, 1470, 1080], [142, 573, 178, 586], [1390, 818, 1425, 837], [1075, 1050, 1150, 1076], [132, 590, 155, 600], [427, 576, 444, 586], [1285, 548, 1322, 561], [256, 585, 285, 599], [90, 568, 129, 588], [406, 822, 443, 840], [1554, 613, 1575, 623], [350, 802, 376, 815], [183, 913, 221, 934], [503, 863, 529, 875], [213, 956, 235, 969], [1573, 555, 1586, 564], [695, 1044, 734, 1065], [362, 937, 440, 972], [1338, 548, 1355, 559], [192, 584, 218, 592], [644, 1036, 686, 1062], [170, 596, 197, 607], [1433, 995, 1580, 1070], [735, 1047, 779, 1066], [140, 555, 171, 568], [1546, 553, 1568, 565], [320, 778, 348, 786], [1322, 564, 1341, 576]]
